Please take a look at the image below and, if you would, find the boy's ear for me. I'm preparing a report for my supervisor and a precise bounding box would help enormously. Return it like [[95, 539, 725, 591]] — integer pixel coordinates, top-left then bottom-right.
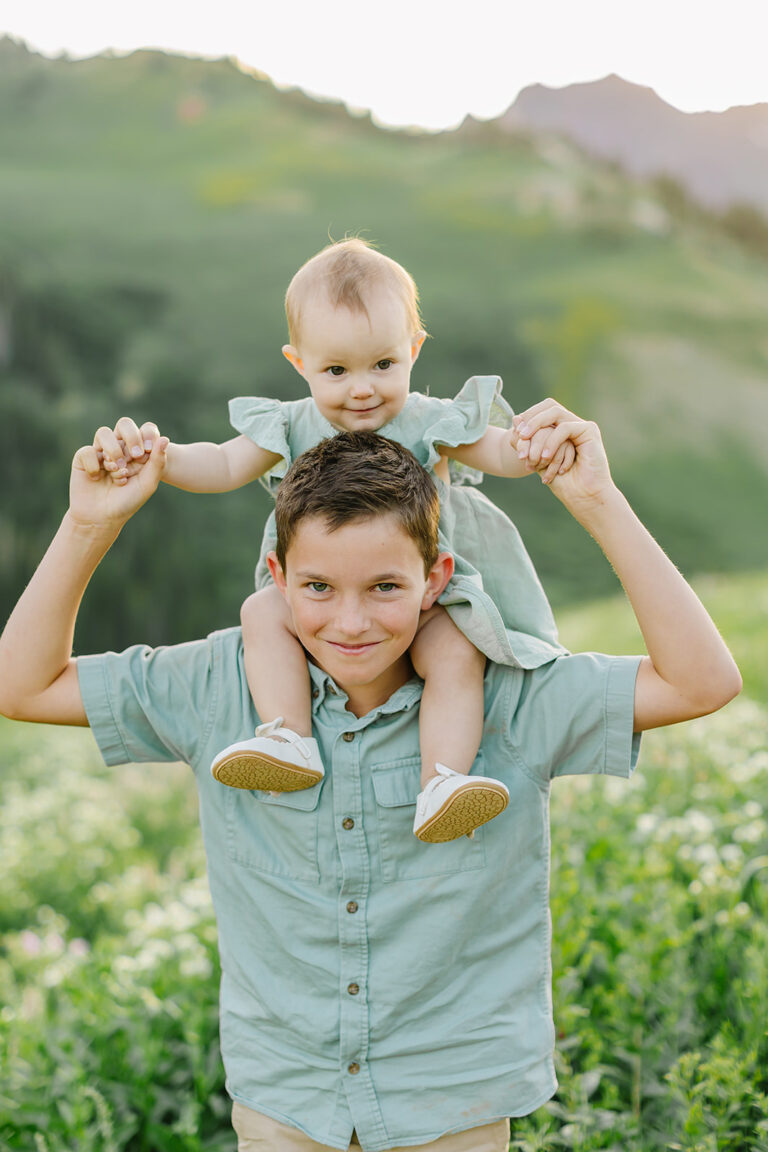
[[266, 550, 288, 597], [282, 345, 305, 376], [420, 551, 454, 610], [410, 330, 427, 364]]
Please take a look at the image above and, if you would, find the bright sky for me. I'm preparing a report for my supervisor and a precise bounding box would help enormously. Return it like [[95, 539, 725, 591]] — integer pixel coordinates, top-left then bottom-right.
[[2, 0, 767, 130]]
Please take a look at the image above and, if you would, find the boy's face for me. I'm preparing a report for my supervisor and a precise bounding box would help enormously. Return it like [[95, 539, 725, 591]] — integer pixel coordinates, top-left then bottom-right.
[[267, 514, 452, 717], [283, 286, 425, 433]]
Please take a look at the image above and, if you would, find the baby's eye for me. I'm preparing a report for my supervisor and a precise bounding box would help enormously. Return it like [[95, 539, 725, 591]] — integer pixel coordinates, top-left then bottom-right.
[[327, 365, 346, 377], [308, 582, 329, 593], [376, 359, 393, 371]]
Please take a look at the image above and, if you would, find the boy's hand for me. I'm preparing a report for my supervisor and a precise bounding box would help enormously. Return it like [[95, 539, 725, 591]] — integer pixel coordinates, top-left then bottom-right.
[[71, 422, 168, 530], [512, 399, 614, 512], [511, 424, 575, 484], [91, 418, 162, 485]]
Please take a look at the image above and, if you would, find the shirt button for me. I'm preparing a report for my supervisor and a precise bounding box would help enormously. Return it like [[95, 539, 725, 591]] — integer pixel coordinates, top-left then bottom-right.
[[342, 731, 355, 742], [342, 817, 355, 830], [346, 901, 358, 914], [348, 1062, 360, 1075], [347, 983, 360, 996], [312, 688, 319, 699]]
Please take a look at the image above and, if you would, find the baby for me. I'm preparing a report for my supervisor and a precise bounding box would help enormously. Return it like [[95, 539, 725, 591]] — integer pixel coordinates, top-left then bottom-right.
[[100, 239, 573, 842]]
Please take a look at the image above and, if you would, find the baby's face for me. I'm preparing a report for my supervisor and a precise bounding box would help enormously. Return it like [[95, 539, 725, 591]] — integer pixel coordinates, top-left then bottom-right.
[[287, 286, 424, 433]]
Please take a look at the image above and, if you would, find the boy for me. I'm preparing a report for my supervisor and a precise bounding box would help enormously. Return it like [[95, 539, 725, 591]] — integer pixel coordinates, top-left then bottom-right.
[[0, 402, 740, 1150]]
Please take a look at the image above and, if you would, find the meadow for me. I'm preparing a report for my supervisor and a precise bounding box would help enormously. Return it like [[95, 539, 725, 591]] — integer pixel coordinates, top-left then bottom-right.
[[1, 573, 766, 1151]]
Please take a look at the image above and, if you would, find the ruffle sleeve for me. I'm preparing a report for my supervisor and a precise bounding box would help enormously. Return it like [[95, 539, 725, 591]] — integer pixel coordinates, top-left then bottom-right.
[[417, 376, 515, 486], [228, 396, 293, 496]]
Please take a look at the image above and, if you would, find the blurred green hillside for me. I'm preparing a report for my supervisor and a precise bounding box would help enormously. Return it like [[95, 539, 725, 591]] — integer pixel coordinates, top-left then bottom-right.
[[1, 38, 767, 651]]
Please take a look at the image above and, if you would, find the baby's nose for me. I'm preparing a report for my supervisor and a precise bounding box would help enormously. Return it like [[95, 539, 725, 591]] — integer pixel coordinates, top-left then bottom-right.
[[348, 375, 375, 397]]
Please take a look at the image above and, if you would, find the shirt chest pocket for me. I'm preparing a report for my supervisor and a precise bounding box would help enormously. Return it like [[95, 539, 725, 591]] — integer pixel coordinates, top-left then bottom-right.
[[224, 784, 322, 882], [371, 756, 487, 883]]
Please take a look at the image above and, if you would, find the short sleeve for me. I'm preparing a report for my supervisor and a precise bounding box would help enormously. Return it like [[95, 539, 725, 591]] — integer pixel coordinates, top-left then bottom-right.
[[415, 376, 514, 485], [494, 653, 642, 784], [76, 629, 242, 769], [229, 396, 292, 495]]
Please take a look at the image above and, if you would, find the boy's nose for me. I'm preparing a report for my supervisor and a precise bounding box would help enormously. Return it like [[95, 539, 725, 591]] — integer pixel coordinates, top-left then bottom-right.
[[335, 599, 370, 636]]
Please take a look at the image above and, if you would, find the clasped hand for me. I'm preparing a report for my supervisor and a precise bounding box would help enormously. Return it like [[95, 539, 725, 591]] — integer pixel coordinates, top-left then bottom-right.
[[70, 418, 168, 528]]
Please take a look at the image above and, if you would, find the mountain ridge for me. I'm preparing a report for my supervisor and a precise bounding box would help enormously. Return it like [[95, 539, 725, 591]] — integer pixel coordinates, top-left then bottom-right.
[[499, 73, 768, 210]]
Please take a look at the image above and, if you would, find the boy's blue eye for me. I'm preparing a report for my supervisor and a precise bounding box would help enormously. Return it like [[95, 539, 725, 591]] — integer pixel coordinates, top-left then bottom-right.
[[376, 582, 396, 592], [309, 582, 329, 592]]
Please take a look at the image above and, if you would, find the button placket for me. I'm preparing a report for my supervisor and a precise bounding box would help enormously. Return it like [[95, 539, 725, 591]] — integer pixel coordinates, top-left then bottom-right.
[[333, 718, 370, 1095], [328, 714, 390, 1149]]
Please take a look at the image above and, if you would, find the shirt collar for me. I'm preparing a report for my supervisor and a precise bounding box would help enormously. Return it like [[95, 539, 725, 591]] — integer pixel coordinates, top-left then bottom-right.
[[308, 662, 423, 720]]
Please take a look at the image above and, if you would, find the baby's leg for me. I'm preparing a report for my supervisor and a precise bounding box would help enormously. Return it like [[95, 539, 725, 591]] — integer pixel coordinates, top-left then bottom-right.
[[410, 606, 509, 842], [410, 607, 486, 788], [210, 586, 324, 792], [242, 586, 311, 737]]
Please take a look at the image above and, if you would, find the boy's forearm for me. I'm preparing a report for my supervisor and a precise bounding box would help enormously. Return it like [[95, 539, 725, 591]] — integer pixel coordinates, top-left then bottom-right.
[[0, 513, 119, 723], [571, 484, 741, 721]]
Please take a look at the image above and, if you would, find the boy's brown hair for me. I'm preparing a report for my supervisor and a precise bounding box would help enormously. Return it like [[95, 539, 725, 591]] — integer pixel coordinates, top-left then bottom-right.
[[285, 238, 424, 346], [274, 432, 440, 575]]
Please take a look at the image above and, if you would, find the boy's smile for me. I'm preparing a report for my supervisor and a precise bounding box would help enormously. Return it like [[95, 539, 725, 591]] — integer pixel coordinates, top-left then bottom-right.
[[282, 286, 425, 433], [267, 514, 452, 717]]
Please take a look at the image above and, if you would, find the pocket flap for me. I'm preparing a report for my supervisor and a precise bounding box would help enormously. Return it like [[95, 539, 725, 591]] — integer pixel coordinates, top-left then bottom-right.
[[253, 781, 323, 811], [371, 758, 421, 808]]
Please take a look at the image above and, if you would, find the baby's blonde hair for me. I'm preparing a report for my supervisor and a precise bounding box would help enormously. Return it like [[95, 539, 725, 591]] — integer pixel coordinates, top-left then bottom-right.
[[285, 238, 424, 347]]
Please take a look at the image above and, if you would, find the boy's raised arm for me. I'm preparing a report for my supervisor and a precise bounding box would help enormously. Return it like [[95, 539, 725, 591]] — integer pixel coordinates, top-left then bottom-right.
[[0, 432, 169, 726], [513, 400, 742, 730]]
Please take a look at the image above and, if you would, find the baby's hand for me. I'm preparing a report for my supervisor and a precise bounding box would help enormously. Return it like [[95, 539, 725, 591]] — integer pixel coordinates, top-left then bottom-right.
[[90, 418, 162, 486], [511, 419, 576, 485]]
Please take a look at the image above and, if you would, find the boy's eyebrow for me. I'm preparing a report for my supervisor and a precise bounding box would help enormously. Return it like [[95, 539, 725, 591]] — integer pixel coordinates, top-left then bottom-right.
[[293, 569, 411, 582]]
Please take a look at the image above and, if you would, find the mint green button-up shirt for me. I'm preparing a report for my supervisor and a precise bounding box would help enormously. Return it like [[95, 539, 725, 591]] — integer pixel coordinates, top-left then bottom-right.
[[78, 629, 641, 1151]]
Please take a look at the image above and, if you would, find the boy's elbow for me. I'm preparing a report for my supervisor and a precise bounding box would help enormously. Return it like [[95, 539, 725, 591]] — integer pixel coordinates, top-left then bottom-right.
[[0, 693, 26, 722], [694, 659, 743, 717], [0, 680, 37, 721], [0, 674, 19, 720], [719, 661, 743, 707]]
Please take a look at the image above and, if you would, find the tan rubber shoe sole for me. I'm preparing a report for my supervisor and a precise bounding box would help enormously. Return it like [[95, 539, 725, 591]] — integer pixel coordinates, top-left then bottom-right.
[[415, 782, 509, 843], [211, 752, 323, 792]]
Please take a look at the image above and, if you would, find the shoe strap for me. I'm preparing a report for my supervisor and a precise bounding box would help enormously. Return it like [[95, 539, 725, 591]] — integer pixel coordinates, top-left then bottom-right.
[[422, 763, 459, 798], [434, 762, 460, 779], [254, 717, 312, 761]]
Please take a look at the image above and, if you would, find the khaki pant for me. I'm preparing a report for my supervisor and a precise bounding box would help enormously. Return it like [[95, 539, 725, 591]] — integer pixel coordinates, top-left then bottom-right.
[[231, 1101, 510, 1151]]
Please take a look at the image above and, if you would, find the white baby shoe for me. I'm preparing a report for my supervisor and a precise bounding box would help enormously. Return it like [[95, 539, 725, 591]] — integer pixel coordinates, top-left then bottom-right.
[[211, 718, 324, 792], [413, 763, 509, 843]]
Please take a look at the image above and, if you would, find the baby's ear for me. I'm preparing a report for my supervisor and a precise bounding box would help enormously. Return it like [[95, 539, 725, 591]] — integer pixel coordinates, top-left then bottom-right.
[[282, 345, 304, 375], [411, 331, 427, 363]]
